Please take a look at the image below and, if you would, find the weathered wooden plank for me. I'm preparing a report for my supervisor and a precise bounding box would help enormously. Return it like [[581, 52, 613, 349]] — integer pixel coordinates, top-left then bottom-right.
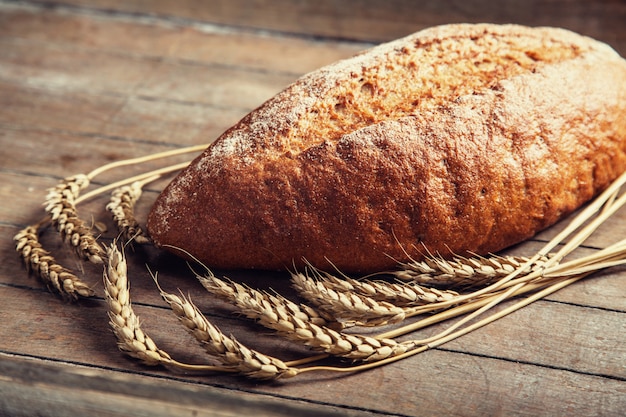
[[0, 81, 127, 138], [0, 83, 245, 146], [0, 91, 245, 149], [0, 173, 58, 226], [0, 2, 366, 74], [0, 353, 363, 417], [0, 127, 200, 180], [0, 38, 160, 94], [3, 347, 620, 417], [442, 300, 626, 378], [130, 59, 291, 110], [0, 38, 295, 110], [27, 0, 626, 54]]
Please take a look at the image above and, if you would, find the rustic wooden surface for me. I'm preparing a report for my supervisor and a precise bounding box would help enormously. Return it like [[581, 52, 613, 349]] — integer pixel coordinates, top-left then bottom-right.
[[1, 1, 625, 416]]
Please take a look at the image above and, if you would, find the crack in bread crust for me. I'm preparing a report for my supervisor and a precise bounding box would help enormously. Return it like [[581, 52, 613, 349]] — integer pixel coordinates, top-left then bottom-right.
[[289, 29, 585, 151]]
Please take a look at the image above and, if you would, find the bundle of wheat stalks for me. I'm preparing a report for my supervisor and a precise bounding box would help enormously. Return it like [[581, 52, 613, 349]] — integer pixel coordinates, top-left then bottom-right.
[[14, 145, 626, 380]]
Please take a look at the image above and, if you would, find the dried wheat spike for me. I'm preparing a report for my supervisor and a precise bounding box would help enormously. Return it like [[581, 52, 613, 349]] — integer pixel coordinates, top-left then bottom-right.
[[158, 287, 299, 380], [198, 273, 412, 362], [104, 244, 172, 366], [197, 273, 339, 330], [291, 269, 406, 327], [287, 317, 416, 362], [106, 182, 150, 244], [14, 225, 95, 300], [393, 254, 551, 288], [45, 175, 104, 264], [315, 272, 459, 307]]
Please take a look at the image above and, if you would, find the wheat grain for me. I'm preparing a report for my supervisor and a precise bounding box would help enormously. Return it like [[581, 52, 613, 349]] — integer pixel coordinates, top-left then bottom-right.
[[14, 225, 95, 299], [156, 285, 298, 379], [104, 243, 172, 366], [106, 181, 150, 244], [393, 254, 551, 288], [291, 269, 406, 327], [45, 175, 104, 264]]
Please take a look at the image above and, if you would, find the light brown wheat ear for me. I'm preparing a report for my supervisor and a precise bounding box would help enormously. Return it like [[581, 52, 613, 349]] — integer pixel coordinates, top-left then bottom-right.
[[104, 243, 172, 366], [291, 268, 407, 327], [309, 268, 459, 306], [156, 283, 299, 380], [14, 224, 95, 300], [106, 244, 250, 374], [190, 265, 416, 364], [393, 253, 552, 288], [45, 175, 105, 264], [197, 272, 339, 330], [107, 181, 150, 245]]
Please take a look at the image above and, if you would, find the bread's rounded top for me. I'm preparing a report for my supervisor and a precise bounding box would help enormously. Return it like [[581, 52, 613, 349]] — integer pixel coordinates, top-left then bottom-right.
[[207, 24, 613, 162]]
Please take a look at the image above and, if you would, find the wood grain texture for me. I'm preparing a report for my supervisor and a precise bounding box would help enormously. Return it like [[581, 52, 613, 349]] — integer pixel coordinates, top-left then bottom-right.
[[20, 0, 626, 54], [0, 1, 624, 416]]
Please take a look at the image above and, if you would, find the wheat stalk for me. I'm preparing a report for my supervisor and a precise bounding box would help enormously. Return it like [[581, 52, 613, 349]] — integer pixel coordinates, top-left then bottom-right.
[[14, 224, 95, 299], [74, 143, 210, 205], [106, 179, 153, 245], [85, 144, 209, 180], [44, 175, 104, 264]]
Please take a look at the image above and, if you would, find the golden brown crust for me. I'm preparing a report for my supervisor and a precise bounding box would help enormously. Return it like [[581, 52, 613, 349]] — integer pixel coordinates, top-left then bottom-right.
[[147, 24, 626, 273]]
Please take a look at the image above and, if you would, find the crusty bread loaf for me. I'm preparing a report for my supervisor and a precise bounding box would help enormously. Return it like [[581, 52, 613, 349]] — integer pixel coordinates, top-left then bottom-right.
[[147, 23, 626, 273]]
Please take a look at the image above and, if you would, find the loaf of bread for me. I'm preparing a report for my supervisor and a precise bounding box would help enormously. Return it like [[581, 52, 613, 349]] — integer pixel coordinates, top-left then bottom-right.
[[147, 23, 626, 273]]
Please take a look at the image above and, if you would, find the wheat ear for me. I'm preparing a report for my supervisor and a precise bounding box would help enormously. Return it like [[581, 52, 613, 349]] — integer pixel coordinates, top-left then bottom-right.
[[44, 175, 104, 264], [196, 271, 413, 362], [392, 253, 551, 288], [104, 243, 173, 365], [163, 247, 414, 362], [313, 270, 459, 306], [105, 244, 241, 373], [14, 224, 95, 299], [106, 179, 153, 245], [291, 268, 406, 327], [197, 273, 339, 329], [155, 283, 299, 380]]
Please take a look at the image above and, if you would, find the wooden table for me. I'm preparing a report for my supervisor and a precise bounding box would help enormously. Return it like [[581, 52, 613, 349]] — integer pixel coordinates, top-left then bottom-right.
[[1, 1, 624, 416]]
